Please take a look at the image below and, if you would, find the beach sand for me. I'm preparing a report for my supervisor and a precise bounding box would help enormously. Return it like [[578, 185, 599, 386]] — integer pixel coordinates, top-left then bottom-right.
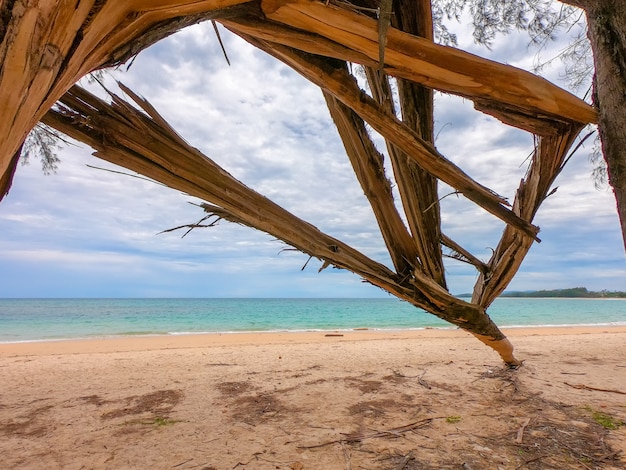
[[1, 326, 625, 469]]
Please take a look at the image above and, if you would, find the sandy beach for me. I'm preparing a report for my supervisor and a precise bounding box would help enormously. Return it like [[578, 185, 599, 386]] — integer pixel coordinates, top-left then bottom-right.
[[1, 326, 625, 469]]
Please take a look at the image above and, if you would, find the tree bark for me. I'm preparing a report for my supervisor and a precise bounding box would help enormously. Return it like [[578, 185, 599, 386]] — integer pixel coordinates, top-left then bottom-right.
[[583, 1, 626, 252], [260, 0, 596, 125], [0, 0, 251, 198], [390, 0, 446, 288], [0, 1, 598, 366], [43, 83, 522, 366]]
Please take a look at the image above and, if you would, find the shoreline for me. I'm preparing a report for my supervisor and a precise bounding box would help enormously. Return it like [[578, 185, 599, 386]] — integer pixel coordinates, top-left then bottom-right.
[[1, 324, 625, 357], [2, 324, 625, 468]]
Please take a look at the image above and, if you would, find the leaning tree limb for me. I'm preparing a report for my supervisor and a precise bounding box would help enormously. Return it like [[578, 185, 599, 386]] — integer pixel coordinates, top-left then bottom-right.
[[1, 1, 600, 367], [376, 0, 445, 288], [323, 91, 419, 278], [259, 0, 597, 128], [43, 84, 521, 365], [364, 67, 446, 288], [226, 34, 541, 240], [0, 0, 253, 197], [473, 126, 583, 307]]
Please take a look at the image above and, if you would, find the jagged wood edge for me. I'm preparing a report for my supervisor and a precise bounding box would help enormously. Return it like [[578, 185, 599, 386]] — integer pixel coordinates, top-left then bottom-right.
[[225, 31, 541, 240], [42, 84, 521, 364]]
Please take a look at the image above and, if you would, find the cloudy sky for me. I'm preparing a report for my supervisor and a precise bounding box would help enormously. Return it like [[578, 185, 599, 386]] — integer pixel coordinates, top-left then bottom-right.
[[1, 14, 624, 298]]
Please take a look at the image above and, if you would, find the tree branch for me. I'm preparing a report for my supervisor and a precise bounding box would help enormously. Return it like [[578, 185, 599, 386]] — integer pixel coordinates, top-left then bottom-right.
[[43, 84, 413, 300], [227, 34, 541, 240], [323, 90, 418, 277]]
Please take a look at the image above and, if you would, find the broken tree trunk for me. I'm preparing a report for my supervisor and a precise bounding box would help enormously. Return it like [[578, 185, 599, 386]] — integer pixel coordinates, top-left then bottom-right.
[[258, 0, 596, 128], [43, 84, 520, 365], [1, 1, 599, 366], [0, 0, 251, 197]]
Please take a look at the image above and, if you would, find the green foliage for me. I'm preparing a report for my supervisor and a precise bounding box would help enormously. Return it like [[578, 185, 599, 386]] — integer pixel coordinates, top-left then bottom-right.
[[586, 408, 625, 430], [20, 124, 61, 175], [432, 0, 579, 48], [151, 416, 178, 426], [19, 71, 109, 176], [590, 133, 609, 189], [500, 287, 626, 298], [123, 416, 180, 427]]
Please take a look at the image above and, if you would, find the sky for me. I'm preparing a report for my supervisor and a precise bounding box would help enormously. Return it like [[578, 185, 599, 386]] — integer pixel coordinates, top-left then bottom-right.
[[0, 15, 624, 298]]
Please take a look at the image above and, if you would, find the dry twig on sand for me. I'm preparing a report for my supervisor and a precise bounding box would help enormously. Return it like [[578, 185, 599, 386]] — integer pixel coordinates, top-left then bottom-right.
[[515, 417, 532, 444], [564, 382, 626, 395], [299, 418, 433, 449], [394, 450, 414, 470]]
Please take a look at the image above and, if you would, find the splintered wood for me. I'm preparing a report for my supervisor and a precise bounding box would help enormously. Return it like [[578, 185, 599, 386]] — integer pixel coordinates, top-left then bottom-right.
[[1, 0, 598, 364]]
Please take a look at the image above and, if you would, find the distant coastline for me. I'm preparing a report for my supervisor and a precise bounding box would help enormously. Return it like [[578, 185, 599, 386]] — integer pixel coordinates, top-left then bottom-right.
[[461, 287, 626, 298], [1, 297, 625, 343]]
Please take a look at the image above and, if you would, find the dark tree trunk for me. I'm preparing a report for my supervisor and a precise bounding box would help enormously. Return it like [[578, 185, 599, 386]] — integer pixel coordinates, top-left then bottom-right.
[[582, 1, 626, 252]]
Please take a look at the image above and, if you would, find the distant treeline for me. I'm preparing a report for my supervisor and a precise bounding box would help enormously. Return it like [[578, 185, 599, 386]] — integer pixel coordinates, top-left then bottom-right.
[[500, 287, 626, 298]]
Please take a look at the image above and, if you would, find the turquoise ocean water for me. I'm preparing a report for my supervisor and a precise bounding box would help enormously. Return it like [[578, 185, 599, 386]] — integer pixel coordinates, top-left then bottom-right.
[[0, 298, 625, 343]]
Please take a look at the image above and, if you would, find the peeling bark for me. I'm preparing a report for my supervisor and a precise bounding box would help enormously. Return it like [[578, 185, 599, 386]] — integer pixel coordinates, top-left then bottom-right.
[[0, 0, 252, 198], [43, 84, 522, 364], [0, 1, 599, 365]]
